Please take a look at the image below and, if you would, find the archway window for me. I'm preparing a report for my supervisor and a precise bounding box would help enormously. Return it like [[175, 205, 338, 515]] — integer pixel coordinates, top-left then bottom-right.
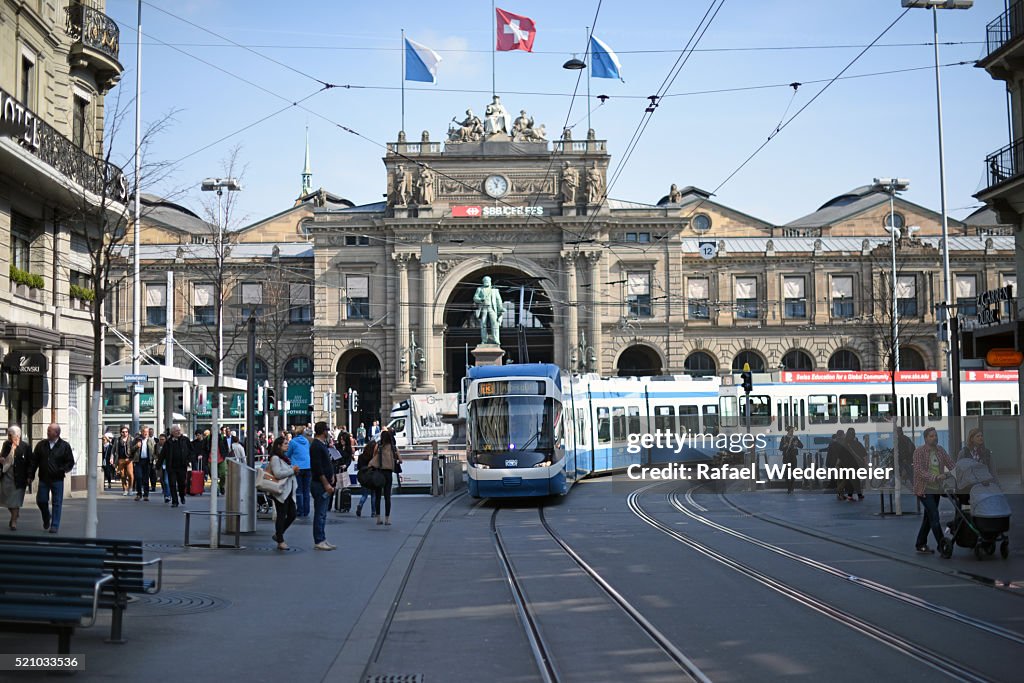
[[235, 357, 269, 383], [616, 345, 663, 377], [899, 348, 926, 371], [781, 350, 814, 371], [828, 350, 861, 371], [684, 351, 717, 377], [191, 356, 215, 377], [732, 350, 765, 372]]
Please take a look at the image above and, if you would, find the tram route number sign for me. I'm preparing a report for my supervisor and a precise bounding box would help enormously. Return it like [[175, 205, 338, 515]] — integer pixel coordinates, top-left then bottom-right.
[[699, 241, 718, 260]]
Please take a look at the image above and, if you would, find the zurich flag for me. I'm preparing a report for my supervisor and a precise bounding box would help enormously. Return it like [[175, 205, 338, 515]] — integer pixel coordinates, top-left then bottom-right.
[[405, 38, 442, 83], [590, 35, 623, 81]]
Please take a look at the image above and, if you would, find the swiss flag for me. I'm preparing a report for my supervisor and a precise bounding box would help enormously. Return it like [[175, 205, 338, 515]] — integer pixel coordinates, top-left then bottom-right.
[[496, 8, 536, 52]]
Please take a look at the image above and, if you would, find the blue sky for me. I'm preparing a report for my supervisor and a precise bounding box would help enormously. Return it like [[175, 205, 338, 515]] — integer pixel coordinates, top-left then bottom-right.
[[105, 0, 1009, 227]]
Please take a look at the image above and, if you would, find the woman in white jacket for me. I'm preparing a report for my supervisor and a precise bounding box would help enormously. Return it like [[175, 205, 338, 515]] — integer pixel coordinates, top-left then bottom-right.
[[268, 436, 298, 550]]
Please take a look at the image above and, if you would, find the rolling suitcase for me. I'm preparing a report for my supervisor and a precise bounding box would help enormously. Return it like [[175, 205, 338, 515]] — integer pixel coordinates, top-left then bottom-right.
[[335, 488, 351, 513], [189, 469, 205, 496]]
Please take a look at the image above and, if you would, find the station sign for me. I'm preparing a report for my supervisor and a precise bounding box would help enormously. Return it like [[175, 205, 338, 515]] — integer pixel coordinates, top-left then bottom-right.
[[452, 205, 545, 217], [975, 284, 1013, 326], [123, 373, 149, 383]]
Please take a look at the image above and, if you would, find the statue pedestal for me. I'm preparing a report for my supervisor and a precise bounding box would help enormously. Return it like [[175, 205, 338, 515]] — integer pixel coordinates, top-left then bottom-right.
[[562, 204, 577, 217], [471, 344, 505, 367]]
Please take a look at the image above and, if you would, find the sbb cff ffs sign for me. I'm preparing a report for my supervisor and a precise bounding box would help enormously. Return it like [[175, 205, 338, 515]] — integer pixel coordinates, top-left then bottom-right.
[[452, 205, 545, 217]]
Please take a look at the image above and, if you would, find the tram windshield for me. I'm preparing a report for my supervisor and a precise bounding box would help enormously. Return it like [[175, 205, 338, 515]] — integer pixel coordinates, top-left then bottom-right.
[[470, 396, 561, 454]]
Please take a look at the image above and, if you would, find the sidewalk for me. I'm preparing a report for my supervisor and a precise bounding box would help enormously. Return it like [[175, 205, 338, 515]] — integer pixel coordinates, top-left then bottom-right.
[[720, 485, 1024, 587], [0, 484, 446, 681]]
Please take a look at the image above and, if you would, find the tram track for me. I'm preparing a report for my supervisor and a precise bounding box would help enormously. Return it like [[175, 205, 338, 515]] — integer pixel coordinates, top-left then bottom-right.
[[490, 505, 711, 683], [717, 489, 1024, 595], [667, 491, 1024, 646], [627, 483, 1004, 683]]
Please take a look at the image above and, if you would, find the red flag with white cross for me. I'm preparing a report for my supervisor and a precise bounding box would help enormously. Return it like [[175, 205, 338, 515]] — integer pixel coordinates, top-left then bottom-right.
[[496, 8, 536, 52]]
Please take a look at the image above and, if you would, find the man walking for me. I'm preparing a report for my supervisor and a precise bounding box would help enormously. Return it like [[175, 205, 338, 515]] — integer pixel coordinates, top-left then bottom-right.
[[31, 424, 74, 534], [780, 426, 803, 494], [913, 427, 955, 554], [133, 426, 155, 501], [309, 421, 336, 550], [164, 425, 191, 507]]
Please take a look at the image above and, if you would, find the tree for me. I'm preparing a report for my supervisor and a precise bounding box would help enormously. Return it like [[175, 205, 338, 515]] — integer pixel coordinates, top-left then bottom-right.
[[58, 86, 179, 537]]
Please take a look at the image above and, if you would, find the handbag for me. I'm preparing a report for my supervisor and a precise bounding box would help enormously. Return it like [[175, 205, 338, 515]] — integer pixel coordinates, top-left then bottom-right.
[[365, 467, 386, 490], [394, 459, 403, 474], [256, 467, 284, 496]]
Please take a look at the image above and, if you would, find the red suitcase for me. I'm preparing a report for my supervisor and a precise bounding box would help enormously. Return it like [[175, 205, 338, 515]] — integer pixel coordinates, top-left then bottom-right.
[[189, 470, 205, 496]]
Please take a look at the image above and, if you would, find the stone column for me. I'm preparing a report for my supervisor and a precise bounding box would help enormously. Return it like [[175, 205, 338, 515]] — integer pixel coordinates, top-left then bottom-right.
[[562, 252, 579, 369], [418, 260, 438, 393], [394, 253, 412, 393], [586, 252, 602, 373]]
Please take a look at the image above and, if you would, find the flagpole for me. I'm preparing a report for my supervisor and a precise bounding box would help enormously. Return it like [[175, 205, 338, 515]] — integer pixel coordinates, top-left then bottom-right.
[[586, 27, 591, 134], [401, 28, 406, 135], [491, 0, 496, 98]]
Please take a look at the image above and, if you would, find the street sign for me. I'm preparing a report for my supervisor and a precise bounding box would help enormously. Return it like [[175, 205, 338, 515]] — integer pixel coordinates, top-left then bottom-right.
[[698, 241, 718, 260], [133, 383, 144, 393], [124, 374, 148, 383], [985, 348, 1023, 368]]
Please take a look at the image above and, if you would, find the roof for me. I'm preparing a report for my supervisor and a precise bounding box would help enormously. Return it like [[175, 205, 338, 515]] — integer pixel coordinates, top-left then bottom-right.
[[139, 194, 214, 235], [656, 185, 713, 206], [606, 198, 658, 210], [679, 236, 1014, 254], [786, 185, 966, 229], [324, 201, 388, 214], [962, 205, 1009, 227], [125, 242, 313, 260], [294, 188, 355, 208]]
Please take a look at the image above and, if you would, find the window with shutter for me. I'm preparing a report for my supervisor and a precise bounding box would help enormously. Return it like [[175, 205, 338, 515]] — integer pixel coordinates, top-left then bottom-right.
[[896, 275, 917, 317], [289, 283, 312, 323], [831, 276, 854, 318], [626, 272, 651, 318], [735, 277, 758, 319], [192, 284, 215, 325], [146, 283, 167, 326], [955, 275, 977, 316], [783, 276, 806, 318], [347, 276, 370, 320], [687, 278, 709, 320]]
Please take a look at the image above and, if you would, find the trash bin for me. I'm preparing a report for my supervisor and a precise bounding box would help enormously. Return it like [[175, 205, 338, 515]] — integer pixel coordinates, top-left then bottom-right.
[[226, 458, 257, 534]]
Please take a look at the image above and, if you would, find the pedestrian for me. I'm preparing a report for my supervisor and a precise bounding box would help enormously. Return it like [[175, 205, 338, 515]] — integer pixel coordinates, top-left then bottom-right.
[[151, 432, 165, 492], [371, 420, 381, 441], [824, 430, 846, 498], [164, 425, 192, 507], [0, 426, 31, 531], [371, 429, 401, 526], [30, 424, 75, 534], [101, 432, 115, 490], [309, 422, 336, 550], [355, 439, 377, 518], [230, 437, 246, 462], [115, 426, 133, 496], [132, 426, 155, 501], [958, 428, 992, 469], [357, 423, 367, 446], [780, 426, 803, 494], [896, 425, 916, 485], [844, 427, 867, 501], [286, 425, 312, 518], [268, 436, 297, 550], [913, 426, 955, 554]]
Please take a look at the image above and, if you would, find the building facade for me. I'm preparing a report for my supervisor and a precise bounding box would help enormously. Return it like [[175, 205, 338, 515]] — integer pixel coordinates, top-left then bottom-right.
[[0, 0, 123, 479]]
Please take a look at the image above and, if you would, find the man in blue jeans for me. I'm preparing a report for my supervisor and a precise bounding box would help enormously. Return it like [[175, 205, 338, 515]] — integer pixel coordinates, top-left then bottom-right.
[[31, 423, 75, 534], [286, 426, 312, 518], [912, 426, 955, 554], [309, 421, 336, 550]]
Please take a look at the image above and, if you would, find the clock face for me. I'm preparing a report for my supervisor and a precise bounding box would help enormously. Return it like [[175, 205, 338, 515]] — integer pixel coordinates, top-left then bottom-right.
[[484, 175, 509, 198]]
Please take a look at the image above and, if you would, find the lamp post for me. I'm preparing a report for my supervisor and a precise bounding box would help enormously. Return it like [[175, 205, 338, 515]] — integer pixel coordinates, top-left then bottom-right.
[[199, 177, 240, 548], [571, 332, 596, 373], [901, 0, 972, 435]]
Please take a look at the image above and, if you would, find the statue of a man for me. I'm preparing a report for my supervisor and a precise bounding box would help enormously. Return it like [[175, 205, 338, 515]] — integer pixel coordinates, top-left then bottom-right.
[[512, 109, 532, 140], [587, 162, 604, 204], [392, 164, 412, 205], [416, 166, 435, 205], [561, 162, 579, 204], [473, 276, 504, 345], [451, 109, 482, 142], [484, 96, 510, 136]]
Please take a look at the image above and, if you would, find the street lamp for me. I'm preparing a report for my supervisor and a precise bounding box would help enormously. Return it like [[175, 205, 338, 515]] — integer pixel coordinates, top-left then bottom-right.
[[199, 176, 240, 548], [570, 331, 596, 373], [872, 178, 910, 373], [901, 0, 972, 410]]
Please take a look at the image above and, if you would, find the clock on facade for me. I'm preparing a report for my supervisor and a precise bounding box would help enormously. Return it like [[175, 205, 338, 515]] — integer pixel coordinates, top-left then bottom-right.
[[483, 174, 509, 198]]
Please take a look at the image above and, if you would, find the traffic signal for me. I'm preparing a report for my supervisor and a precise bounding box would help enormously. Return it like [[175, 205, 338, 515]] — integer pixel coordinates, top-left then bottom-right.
[[740, 362, 753, 394], [266, 388, 276, 411], [350, 390, 358, 412], [333, 393, 342, 411]]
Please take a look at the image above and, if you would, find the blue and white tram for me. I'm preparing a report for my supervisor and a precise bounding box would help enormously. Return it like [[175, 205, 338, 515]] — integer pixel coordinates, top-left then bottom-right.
[[465, 364, 723, 498]]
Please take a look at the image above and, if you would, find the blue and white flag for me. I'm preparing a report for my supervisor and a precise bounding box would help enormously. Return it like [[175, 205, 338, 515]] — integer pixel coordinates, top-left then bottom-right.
[[405, 37, 442, 83], [590, 35, 623, 81]]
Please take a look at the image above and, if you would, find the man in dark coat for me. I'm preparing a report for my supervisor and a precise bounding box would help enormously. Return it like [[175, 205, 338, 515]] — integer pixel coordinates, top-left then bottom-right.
[[824, 430, 846, 498], [164, 425, 192, 507], [30, 423, 75, 534], [844, 428, 868, 501], [779, 426, 803, 494]]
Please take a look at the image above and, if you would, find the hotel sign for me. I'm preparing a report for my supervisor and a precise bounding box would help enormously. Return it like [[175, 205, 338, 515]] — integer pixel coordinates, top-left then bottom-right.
[[0, 88, 40, 150]]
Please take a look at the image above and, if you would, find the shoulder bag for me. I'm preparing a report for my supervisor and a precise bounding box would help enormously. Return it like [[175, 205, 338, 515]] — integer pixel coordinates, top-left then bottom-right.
[[256, 464, 284, 496]]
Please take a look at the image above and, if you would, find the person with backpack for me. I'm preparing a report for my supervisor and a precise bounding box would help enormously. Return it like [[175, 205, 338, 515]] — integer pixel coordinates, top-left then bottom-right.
[[370, 430, 401, 526], [355, 440, 377, 518], [30, 423, 75, 534]]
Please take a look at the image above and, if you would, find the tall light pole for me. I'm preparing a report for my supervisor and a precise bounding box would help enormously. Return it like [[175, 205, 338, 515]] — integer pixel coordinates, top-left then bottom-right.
[[200, 177, 240, 547], [130, 0, 143, 436], [901, 0, 972, 447]]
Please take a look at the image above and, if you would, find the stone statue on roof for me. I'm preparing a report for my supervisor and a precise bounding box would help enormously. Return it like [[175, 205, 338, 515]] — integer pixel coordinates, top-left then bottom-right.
[[484, 96, 510, 136]]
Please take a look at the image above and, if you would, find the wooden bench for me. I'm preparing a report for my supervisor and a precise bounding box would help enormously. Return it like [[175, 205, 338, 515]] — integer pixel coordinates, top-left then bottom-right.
[[0, 543, 112, 654], [0, 536, 162, 643]]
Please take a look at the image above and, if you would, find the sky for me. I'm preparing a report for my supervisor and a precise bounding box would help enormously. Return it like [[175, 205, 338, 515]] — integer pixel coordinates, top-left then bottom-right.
[[103, 0, 1011, 228]]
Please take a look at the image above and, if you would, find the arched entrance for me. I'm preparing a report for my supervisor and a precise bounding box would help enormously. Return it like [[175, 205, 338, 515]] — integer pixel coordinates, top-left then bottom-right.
[[337, 349, 381, 433], [684, 351, 717, 377], [443, 266, 554, 393], [781, 349, 814, 370], [733, 350, 765, 372], [899, 347, 926, 370], [616, 345, 663, 377]]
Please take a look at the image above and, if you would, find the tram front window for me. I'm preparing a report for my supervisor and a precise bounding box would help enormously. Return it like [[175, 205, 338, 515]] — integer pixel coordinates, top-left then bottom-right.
[[470, 397, 560, 455]]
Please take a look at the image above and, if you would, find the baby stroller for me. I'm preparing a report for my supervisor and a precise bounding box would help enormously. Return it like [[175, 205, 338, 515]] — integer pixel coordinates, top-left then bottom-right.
[[940, 458, 1011, 560]]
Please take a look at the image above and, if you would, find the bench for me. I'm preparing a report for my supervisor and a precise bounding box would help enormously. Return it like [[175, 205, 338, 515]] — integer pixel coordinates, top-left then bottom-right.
[[0, 536, 162, 643], [0, 543, 112, 654]]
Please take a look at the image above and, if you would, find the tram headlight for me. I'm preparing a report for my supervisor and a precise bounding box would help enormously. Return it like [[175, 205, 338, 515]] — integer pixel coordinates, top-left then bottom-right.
[[533, 460, 552, 468], [473, 462, 489, 469]]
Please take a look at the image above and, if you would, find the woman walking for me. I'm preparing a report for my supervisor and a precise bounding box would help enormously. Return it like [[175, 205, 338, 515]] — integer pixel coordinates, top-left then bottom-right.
[[371, 431, 401, 526], [268, 436, 297, 550], [0, 426, 31, 530], [356, 440, 377, 518]]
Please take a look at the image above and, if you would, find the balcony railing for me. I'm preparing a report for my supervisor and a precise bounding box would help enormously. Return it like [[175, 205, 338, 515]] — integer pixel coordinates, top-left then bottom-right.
[[985, 1, 1024, 59], [984, 137, 1024, 190], [65, 2, 120, 63], [0, 85, 128, 202]]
